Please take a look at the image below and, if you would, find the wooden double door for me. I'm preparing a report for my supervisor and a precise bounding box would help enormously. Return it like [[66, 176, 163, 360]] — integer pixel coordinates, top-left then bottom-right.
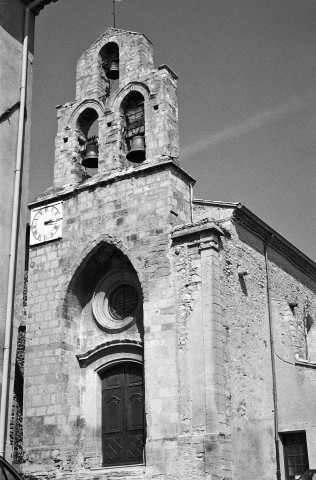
[[101, 363, 144, 466]]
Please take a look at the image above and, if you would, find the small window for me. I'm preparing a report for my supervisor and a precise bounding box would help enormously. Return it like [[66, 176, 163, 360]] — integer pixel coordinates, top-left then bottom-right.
[[305, 313, 316, 362], [289, 302, 298, 316], [282, 432, 309, 480]]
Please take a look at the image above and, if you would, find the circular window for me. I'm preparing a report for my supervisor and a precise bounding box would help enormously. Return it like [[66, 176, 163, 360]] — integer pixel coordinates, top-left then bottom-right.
[[109, 284, 138, 320], [92, 272, 141, 332]]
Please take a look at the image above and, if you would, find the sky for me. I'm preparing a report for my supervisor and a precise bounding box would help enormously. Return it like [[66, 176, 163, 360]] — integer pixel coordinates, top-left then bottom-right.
[[30, 0, 316, 261]]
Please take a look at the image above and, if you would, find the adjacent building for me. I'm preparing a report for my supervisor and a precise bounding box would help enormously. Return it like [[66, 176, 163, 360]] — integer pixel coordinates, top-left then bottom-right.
[[0, 0, 57, 461]]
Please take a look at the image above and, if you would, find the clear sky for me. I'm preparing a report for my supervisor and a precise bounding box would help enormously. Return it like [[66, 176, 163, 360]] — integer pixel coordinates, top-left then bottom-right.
[[30, 0, 316, 261]]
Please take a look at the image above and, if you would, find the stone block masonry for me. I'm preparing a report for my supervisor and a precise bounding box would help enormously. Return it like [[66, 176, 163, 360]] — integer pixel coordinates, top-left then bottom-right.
[[25, 157, 195, 477], [54, 29, 179, 187]]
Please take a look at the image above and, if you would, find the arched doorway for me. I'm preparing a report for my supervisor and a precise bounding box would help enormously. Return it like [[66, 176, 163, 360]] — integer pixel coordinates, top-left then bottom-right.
[[63, 238, 145, 469], [101, 362, 144, 466]]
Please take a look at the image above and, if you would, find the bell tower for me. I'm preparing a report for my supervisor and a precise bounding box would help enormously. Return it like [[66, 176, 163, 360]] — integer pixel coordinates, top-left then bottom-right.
[[54, 28, 180, 185], [25, 28, 195, 478]]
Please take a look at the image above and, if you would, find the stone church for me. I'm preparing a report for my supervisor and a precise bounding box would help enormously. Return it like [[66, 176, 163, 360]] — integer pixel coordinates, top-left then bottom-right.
[[18, 28, 316, 480]]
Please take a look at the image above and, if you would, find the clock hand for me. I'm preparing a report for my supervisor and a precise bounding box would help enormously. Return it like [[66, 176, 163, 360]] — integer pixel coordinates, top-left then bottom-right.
[[44, 218, 61, 225]]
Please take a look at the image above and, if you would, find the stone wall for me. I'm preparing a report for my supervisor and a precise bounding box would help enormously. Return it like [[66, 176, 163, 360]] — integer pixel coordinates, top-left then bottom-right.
[[25, 176, 316, 480], [24, 161, 193, 478], [11, 326, 26, 465], [219, 222, 276, 480], [171, 222, 232, 480], [219, 217, 316, 480]]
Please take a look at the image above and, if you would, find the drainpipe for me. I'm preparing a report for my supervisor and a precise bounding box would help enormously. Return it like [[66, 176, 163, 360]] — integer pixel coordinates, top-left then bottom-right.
[[0, 0, 45, 458], [264, 239, 281, 480], [189, 182, 194, 223]]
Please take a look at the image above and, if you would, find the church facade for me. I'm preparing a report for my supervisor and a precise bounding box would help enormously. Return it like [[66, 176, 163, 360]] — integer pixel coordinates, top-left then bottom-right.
[[22, 29, 316, 480]]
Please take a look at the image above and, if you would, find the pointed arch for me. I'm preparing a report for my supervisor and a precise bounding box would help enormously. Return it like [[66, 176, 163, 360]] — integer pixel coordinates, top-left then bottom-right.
[[58, 235, 142, 309], [57, 234, 145, 331]]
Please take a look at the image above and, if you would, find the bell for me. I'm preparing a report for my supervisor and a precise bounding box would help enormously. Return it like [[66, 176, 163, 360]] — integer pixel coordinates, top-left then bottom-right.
[[126, 135, 145, 162], [82, 143, 98, 168], [106, 61, 119, 80]]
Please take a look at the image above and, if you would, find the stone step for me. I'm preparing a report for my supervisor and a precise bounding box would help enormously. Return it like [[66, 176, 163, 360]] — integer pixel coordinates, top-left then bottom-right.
[[89, 465, 145, 480]]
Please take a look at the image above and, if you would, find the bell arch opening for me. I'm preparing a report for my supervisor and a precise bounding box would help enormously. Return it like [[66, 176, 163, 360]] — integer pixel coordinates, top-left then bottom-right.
[[120, 91, 145, 163], [76, 107, 99, 177], [99, 42, 120, 92]]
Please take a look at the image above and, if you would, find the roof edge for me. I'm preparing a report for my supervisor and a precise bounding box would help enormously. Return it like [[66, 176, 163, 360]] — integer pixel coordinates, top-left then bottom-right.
[[193, 199, 241, 208], [233, 205, 316, 282], [194, 199, 316, 281]]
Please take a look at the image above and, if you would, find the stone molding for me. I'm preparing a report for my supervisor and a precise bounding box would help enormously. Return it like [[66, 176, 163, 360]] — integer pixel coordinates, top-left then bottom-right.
[[68, 98, 105, 129], [28, 158, 195, 207], [171, 220, 223, 248], [76, 339, 143, 368], [157, 64, 178, 80], [110, 81, 151, 112], [92, 270, 142, 333]]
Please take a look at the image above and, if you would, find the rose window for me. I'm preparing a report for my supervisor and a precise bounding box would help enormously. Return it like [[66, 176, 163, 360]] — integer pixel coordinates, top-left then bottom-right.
[[92, 272, 141, 332], [109, 284, 138, 320]]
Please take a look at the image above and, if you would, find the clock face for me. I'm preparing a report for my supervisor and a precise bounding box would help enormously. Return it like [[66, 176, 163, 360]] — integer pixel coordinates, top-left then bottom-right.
[[30, 202, 63, 245]]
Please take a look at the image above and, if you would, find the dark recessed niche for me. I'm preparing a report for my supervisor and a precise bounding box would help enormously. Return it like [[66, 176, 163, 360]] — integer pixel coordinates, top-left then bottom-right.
[[289, 302, 298, 315], [107, 122, 112, 127], [153, 105, 159, 110]]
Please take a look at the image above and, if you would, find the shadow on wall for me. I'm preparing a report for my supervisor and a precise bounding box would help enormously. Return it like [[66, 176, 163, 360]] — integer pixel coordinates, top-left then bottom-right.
[[62, 240, 144, 340]]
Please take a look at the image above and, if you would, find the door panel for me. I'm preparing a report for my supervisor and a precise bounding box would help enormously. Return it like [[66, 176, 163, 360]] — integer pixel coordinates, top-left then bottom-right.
[[102, 363, 144, 466], [106, 397, 121, 432], [128, 394, 143, 429]]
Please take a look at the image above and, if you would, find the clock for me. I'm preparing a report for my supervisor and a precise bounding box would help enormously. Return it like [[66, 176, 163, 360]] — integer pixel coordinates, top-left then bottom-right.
[[30, 202, 63, 246]]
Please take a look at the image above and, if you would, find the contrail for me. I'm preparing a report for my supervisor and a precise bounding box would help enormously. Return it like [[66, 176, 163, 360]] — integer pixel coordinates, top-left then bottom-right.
[[181, 91, 316, 157]]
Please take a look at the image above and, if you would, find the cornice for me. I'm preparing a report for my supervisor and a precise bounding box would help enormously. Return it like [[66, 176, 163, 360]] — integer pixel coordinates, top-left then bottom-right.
[[28, 157, 196, 208], [171, 219, 223, 240], [22, 0, 59, 15], [171, 219, 223, 254]]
